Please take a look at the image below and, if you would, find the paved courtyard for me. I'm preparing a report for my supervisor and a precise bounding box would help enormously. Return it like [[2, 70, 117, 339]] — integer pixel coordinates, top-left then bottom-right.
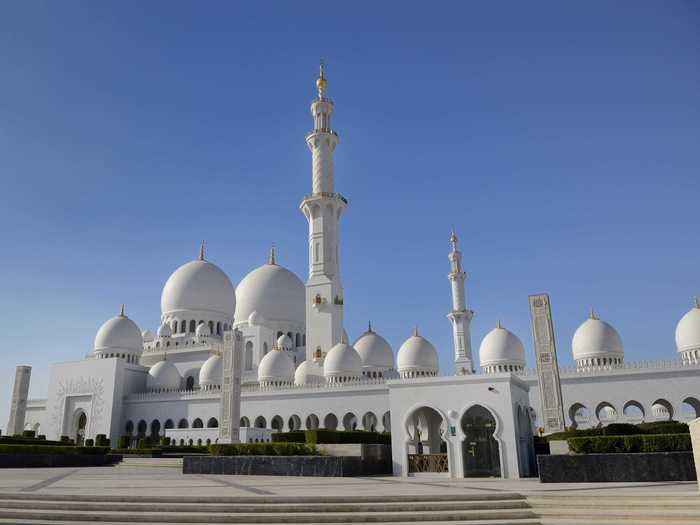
[[0, 463, 696, 498]]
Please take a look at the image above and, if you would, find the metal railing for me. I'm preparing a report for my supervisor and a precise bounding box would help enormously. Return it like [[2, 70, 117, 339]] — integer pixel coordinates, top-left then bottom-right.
[[408, 453, 448, 473]]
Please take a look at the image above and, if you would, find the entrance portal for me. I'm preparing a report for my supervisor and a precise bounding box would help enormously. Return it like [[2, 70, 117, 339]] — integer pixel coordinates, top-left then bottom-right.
[[74, 412, 87, 445], [405, 406, 448, 474], [461, 405, 500, 477]]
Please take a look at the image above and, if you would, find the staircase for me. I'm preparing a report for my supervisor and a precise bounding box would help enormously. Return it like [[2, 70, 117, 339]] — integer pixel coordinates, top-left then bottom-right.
[[528, 494, 700, 525], [0, 492, 538, 524]]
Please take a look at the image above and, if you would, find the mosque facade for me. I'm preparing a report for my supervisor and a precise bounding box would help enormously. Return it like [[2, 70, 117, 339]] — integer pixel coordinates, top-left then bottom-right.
[[10, 66, 700, 479]]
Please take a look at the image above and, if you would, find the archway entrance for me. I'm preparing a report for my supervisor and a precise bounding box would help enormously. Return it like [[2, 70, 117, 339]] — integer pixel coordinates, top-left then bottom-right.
[[405, 406, 448, 474], [461, 405, 500, 477], [74, 411, 87, 445]]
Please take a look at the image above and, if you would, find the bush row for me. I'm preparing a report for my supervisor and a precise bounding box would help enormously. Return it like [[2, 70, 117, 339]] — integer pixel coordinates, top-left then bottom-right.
[[567, 433, 692, 454], [0, 445, 110, 455], [0, 436, 63, 446], [547, 421, 689, 442], [272, 430, 391, 445], [209, 442, 318, 456]]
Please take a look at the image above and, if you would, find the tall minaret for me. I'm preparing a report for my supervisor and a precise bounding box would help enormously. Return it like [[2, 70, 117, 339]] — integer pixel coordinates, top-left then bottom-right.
[[447, 228, 474, 374], [300, 62, 346, 365]]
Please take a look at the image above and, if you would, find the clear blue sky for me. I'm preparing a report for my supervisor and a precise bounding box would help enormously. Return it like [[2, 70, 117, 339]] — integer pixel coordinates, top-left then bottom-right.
[[1, 2, 698, 431]]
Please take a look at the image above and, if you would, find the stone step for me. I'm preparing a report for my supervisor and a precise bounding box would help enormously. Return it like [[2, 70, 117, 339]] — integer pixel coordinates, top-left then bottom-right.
[[0, 520, 541, 525], [117, 458, 183, 468], [0, 499, 530, 513], [0, 508, 539, 523], [0, 493, 526, 504]]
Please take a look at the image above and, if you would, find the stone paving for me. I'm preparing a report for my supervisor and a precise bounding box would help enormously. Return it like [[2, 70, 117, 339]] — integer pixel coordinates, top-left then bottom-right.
[[0, 464, 696, 498]]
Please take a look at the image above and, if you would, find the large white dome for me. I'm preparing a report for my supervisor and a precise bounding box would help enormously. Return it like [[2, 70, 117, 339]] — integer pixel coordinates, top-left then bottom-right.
[[324, 341, 362, 379], [161, 254, 235, 318], [479, 322, 525, 370], [235, 261, 304, 326], [397, 329, 439, 376], [199, 354, 222, 388], [353, 323, 394, 370], [94, 309, 142, 354], [572, 312, 624, 362], [676, 298, 700, 354], [258, 348, 295, 384], [147, 360, 182, 391], [294, 360, 324, 386]]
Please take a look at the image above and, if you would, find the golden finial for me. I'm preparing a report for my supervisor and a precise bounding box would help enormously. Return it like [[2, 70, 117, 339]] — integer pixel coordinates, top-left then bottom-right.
[[269, 243, 276, 265], [496, 319, 502, 329], [367, 320, 373, 333], [198, 240, 205, 261], [413, 325, 419, 337], [590, 307, 598, 320], [450, 226, 457, 249], [316, 60, 327, 98], [693, 296, 700, 309], [119, 304, 125, 317]]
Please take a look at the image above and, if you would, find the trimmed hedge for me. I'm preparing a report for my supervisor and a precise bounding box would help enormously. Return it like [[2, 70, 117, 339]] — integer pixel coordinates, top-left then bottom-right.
[[95, 434, 110, 447], [84, 439, 94, 447], [547, 420, 690, 442], [0, 437, 65, 446], [118, 435, 130, 449], [21, 430, 36, 438], [209, 443, 318, 456], [272, 430, 391, 445], [160, 445, 208, 453], [0, 445, 109, 455], [638, 421, 689, 435], [568, 433, 691, 454]]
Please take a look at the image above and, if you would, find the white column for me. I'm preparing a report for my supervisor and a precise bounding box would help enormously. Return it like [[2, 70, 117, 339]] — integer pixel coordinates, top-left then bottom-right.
[[447, 230, 474, 374]]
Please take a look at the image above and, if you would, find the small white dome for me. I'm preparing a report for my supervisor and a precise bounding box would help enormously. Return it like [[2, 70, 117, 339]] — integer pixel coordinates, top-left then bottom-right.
[[196, 322, 211, 337], [572, 311, 624, 362], [258, 348, 295, 384], [397, 329, 439, 376], [94, 310, 142, 354], [479, 322, 525, 369], [323, 341, 362, 379], [157, 322, 172, 338], [235, 261, 304, 326], [199, 354, 222, 387], [277, 333, 293, 351], [353, 323, 394, 370], [147, 360, 181, 391], [142, 329, 155, 343], [294, 360, 324, 386], [161, 252, 235, 318], [676, 298, 700, 354]]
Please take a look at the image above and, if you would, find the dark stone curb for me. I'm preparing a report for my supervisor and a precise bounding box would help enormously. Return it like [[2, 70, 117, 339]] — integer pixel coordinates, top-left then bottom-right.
[[0, 454, 123, 469]]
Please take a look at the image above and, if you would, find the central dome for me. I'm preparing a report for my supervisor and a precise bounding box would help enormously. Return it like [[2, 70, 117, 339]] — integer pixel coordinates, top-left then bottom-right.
[[161, 254, 235, 318], [235, 260, 305, 326]]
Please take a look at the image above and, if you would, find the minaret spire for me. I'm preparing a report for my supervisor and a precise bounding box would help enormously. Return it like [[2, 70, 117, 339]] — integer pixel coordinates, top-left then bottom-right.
[[447, 227, 474, 375], [300, 61, 346, 369], [269, 243, 276, 265], [198, 241, 205, 261]]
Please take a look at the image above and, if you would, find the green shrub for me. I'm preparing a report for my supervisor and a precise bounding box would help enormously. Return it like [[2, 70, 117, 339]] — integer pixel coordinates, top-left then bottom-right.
[[568, 433, 691, 454], [21, 430, 36, 438], [602, 423, 639, 436], [84, 438, 94, 447], [118, 435, 130, 449], [159, 445, 207, 453], [94, 434, 110, 447], [638, 421, 689, 435], [60, 436, 72, 444], [0, 445, 109, 455], [271, 431, 305, 443], [303, 430, 391, 445], [137, 438, 147, 449], [160, 437, 171, 446], [37, 435, 46, 440], [209, 442, 318, 456], [0, 437, 65, 446]]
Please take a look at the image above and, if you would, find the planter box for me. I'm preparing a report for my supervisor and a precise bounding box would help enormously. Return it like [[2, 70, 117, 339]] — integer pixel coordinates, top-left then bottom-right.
[[538, 452, 697, 482], [0, 453, 122, 469], [184, 454, 391, 477]]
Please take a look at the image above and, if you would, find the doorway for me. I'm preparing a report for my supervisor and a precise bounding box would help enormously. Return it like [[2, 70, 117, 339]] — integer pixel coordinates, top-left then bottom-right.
[[74, 411, 87, 445], [461, 405, 500, 477]]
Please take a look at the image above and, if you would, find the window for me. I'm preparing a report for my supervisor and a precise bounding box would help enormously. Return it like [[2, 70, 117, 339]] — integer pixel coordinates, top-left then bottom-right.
[[245, 342, 253, 371], [186, 376, 195, 390], [189, 320, 196, 333], [193, 418, 204, 429]]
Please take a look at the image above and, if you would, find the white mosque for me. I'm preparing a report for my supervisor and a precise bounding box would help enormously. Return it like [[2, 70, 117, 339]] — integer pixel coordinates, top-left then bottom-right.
[[9, 65, 700, 479]]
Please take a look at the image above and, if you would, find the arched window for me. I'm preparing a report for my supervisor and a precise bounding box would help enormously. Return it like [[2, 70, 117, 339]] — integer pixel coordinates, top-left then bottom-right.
[[179, 320, 186, 333], [125, 420, 134, 435], [193, 418, 204, 428], [277, 331, 283, 339], [245, 341, 253, 370], [186, 376, 195, 390], [171, 321, 177, 332], [178, 418, 188, 429], [216, 322, 221, 335], [240, 417, 250, 427], [137, 420, 147, 436], [189, 320, 196, 333], [164, 419, 174, 429], [208, 321, 214, 335], [150, 420, 161, 438], [207, 417, 219, 428], [295, 333, 301, 347]]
